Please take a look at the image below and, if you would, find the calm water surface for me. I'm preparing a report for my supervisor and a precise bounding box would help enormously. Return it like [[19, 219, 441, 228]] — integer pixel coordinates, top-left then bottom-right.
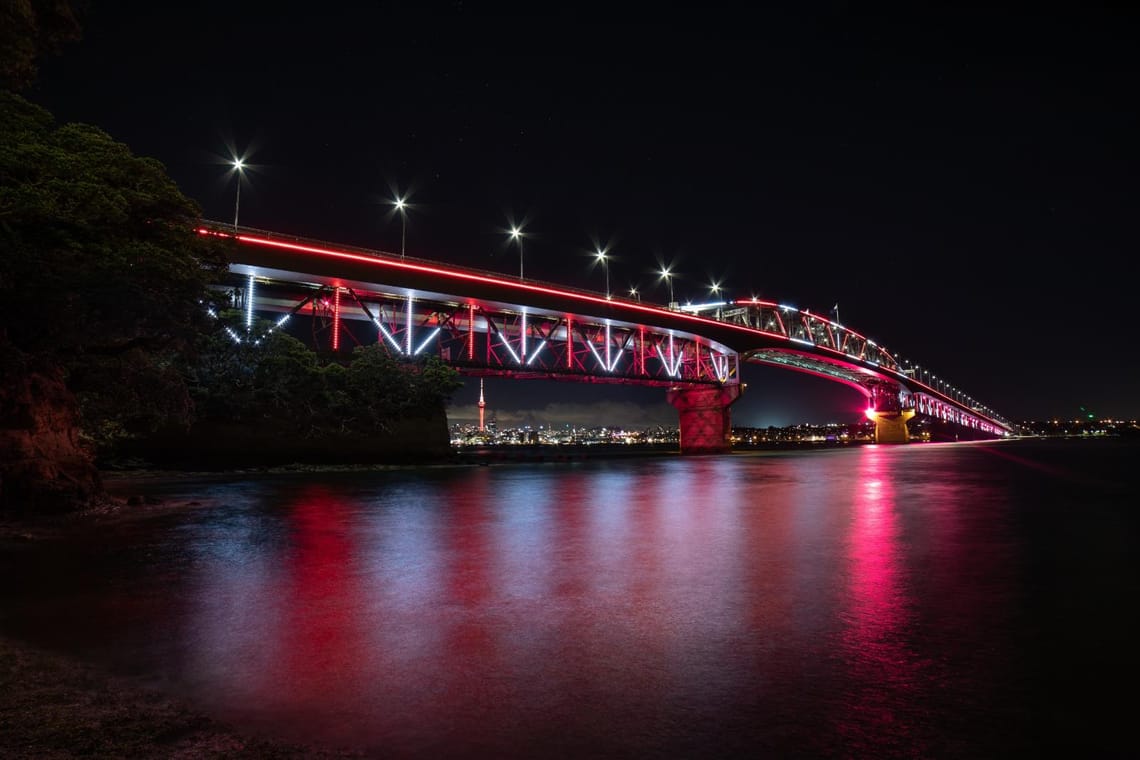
[[2, 440, 1136, 757]]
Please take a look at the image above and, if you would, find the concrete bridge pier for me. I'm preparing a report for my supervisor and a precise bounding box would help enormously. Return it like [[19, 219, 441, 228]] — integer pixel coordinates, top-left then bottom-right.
[[866, 409, 916, 443], [866, 383, 915, 443], [667, 384, 743, 454]]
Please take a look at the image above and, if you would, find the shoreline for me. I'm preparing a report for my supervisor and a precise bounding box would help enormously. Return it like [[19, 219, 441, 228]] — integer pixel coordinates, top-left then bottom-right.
[[99, 439, 884, 477], [0, 636, 361, 758], [97, 434, 1101, 484], [2, 437, 1091, 538]]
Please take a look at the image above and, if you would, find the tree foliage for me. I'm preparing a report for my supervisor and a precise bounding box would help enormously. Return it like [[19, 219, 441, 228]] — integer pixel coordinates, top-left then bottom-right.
[[186, 313, 464, 438], [0, 91, 228, 357], [0, 0, 82, 90], [0, 22, 460, 505], [0, 90, 228, 449]]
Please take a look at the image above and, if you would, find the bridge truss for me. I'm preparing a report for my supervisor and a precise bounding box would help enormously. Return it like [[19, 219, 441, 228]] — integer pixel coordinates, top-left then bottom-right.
[[240, 279, 740, 388], [716, 302, 898, 370]]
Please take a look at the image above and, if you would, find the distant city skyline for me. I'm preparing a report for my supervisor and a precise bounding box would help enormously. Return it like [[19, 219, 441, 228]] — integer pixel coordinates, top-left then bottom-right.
[[448, 365, 874, 430]]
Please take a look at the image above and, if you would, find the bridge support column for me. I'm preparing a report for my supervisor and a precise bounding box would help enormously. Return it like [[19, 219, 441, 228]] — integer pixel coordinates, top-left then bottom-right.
[[667, 384, 743, 455], [866, 410, 915, 444]]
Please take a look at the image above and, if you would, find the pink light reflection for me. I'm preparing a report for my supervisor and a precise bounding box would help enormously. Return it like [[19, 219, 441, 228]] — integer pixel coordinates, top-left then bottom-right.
[[838, 447, 921, 752], [250, 487, 374, 731]]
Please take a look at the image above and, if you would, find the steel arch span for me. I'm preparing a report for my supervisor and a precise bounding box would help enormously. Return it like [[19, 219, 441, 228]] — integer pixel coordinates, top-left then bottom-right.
[[199, 222, 1013, 450]]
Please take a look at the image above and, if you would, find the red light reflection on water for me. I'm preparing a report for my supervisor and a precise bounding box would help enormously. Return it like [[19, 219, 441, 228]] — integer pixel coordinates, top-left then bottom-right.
[[268, 489, 370, 723], [174, 456, 931, 754], [838, 447, 920, 752]]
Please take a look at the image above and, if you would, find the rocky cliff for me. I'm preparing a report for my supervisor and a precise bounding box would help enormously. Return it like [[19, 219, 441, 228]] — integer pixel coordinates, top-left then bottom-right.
[[0, 356, 100, 512]]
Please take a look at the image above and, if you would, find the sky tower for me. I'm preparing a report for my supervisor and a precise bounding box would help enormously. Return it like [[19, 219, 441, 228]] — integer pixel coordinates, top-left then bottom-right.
[[478, 379, 486, 432]]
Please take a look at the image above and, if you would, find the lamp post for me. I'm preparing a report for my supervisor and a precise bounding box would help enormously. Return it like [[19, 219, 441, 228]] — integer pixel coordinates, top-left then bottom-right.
[[629, 286, 640, 302], [509, 226, 524, 279], [595, 248, 610, 299], [393, 196, 407, 258], [659, 265, 675, 307], [231, 157, 245, 229], [710, 281, 723, 319]]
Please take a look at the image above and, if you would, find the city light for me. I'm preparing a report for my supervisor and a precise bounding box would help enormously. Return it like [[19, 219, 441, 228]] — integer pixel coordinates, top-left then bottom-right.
[[448, 420, 925, 448]]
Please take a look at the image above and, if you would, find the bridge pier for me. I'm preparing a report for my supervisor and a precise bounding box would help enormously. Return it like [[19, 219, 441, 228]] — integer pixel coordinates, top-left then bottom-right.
[[865, 382, 915, 443], [667, 384, 743, 455], [866, 409, 916, 443]]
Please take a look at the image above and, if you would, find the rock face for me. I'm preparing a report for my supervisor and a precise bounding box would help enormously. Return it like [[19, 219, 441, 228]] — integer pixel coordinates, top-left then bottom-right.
[[0, 360, 101, 512]]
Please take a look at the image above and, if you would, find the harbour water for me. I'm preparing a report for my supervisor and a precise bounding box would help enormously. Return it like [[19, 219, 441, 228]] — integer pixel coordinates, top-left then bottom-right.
[[1, 439, 1135, 756]]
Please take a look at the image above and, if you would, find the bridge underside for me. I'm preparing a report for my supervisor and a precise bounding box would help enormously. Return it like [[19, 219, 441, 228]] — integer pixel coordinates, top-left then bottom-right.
[[745, 348, 884, 397], [226, 274, 751, 454]]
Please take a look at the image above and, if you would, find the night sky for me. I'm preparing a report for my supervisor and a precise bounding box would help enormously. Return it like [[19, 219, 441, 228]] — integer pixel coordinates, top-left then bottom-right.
[[28, 3, 1139, 426]]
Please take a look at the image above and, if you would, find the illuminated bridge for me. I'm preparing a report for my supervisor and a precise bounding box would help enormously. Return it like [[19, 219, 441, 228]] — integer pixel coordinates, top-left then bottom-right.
[[200, 222, 1014, 452]]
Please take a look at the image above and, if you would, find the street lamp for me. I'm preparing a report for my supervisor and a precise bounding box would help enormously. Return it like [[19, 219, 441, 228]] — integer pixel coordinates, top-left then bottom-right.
[[393, 195, 408, 258], [595, 248, 610, 299], [658, 265, 675, 307], [509, 226, 524, 279], [230, 157, 245, 229], [628, 286, 640, 302], [709, 280, 724, 319]]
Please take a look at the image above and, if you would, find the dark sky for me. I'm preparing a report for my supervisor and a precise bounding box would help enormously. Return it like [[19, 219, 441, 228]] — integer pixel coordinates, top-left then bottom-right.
[[28, 3, 1139, 425]]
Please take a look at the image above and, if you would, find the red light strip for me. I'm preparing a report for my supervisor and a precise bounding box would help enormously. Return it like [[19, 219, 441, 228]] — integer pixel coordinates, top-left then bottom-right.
[[332, 287, 341, 350], [209, 228, 764, 340], [639, 326, 646, 375], [467, 303, 475, 360]]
